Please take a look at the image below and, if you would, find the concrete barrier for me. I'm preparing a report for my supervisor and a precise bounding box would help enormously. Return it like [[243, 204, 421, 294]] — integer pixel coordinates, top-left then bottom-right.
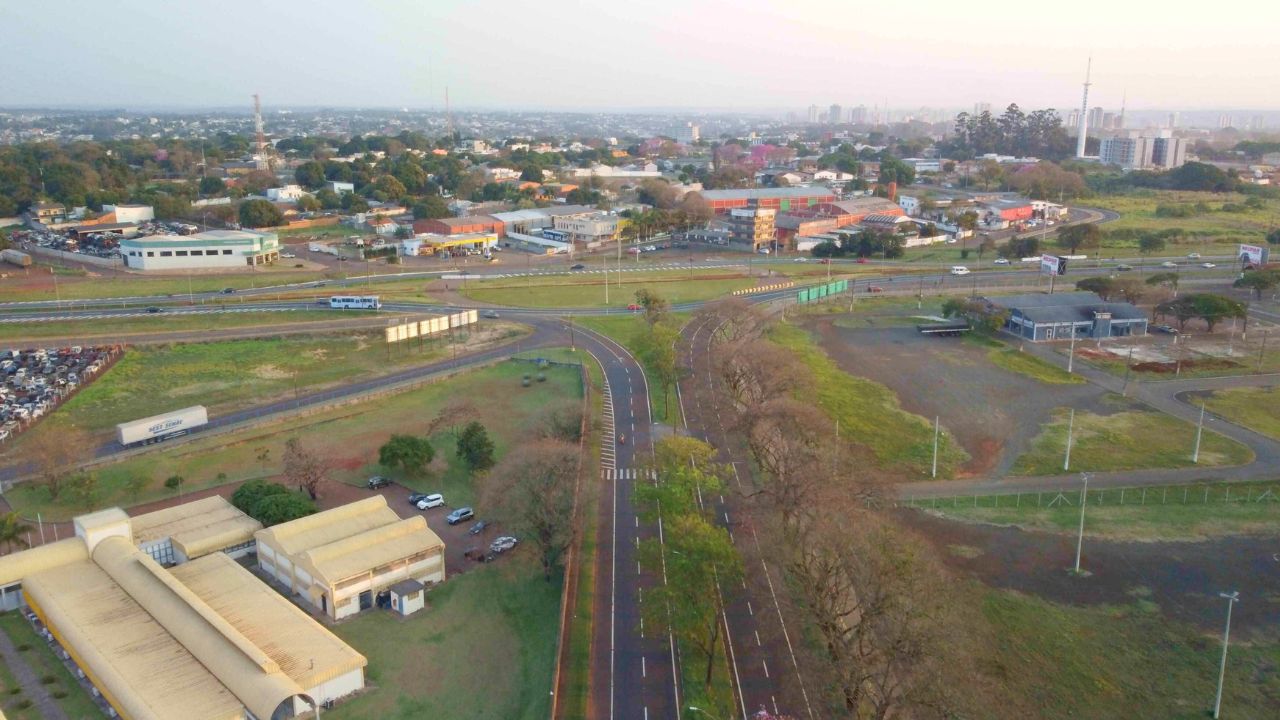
[[732, 281, 795, 296]]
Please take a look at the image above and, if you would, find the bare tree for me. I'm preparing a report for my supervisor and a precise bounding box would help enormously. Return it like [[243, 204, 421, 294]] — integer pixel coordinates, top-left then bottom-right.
[[26, 427, 90, 503], [540, 399, 584, 443], [479, 439, 579, 580], [282, 437, 329, 500], [425, 398, 478, 438]]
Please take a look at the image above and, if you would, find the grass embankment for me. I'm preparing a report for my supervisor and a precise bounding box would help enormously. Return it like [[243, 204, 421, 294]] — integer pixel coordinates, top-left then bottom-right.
[[1201, 386, 1280, 440], [914, 481, 1280, 541], [975, 586, 1279, 719], [769, 323, 968, 478], [574, 314, 686, 427], [965, 334, 1085, 385], [1088, 190, 1276, 251], [0, 612, 101, 720], [0, 269, 332, 302], [7, 359, 579, 520], [12, 323, 526, 438], [460, 269, 754, 309], [1010, 399, 1254, 476], [326, 559, 562, 720], [0, 310, 373, 341]]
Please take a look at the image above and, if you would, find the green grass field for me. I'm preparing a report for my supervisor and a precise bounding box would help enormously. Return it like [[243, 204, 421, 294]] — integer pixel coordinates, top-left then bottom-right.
[[912, 481, 1280, 541], [574, 314, 685, 426], [0, 310, 373, 341], [1201, 386, 1280, 440], [1087, 191, 1277, 250], [13, 325, 525, 438], [0, 612, 101, 720], [0, 269, 334, 302], [769, 323, 968, 478], [986, 345, 1085, 384], [1010, 400, 1253, 476], [459, 270, 755, 308], [974, 586, 1279, 720], [326, 559, 561, 720], [5, 358, 580, 520]]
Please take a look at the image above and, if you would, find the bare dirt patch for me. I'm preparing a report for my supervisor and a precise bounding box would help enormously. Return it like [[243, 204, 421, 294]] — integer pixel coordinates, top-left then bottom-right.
[[251, 364, 292, 380]]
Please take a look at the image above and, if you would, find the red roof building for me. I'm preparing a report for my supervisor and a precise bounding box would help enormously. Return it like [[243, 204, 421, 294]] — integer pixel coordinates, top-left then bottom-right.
[[411, 215, 503, 236]]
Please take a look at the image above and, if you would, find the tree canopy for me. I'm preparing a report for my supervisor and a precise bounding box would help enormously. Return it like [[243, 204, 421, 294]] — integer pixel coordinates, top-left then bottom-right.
[[379, 434, 435, 475], [238, 198, 283, 228]]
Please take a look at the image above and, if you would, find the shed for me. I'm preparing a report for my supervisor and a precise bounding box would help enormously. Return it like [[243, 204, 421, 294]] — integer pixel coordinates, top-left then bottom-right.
[[388, 578, 426, 616]]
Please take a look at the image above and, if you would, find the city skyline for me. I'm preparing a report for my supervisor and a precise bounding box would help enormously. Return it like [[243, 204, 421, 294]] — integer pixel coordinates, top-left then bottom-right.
[[4, 0, 1279, 112]]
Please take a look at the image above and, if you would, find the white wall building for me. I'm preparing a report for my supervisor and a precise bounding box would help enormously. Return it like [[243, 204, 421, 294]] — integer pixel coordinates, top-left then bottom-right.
[[103, 204, 155, 224], [328, 180, 355, 194], [121, 229, 281, 270], [552, 212, 619, 245], [266, 184, 309, 202]]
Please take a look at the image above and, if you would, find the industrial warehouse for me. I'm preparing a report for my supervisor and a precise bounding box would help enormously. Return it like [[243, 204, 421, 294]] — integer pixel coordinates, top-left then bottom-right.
[[990, 291, 1150, 341], [0, 505, 367, 720], [255, 495, 446, 620], [119, 229, 281, 270]]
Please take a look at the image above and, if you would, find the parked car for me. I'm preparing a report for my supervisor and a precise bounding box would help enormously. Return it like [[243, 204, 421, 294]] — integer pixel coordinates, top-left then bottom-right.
[[866, 285, 884, 293], [408, 492, 433, 506], [482, 310, 500, 319], [416, 493, 445, 510], [490, 536, 518, 554], [855, 257, 868, 264], [793, 257, 808, 263], [446, 507, 475, 525], [1153, 325, 1180, 334], [366, 475, 391, 489], [627, 303, 641, 311], [469, 519, 489, 535], [993, 258, 1010, 265], [950, 266, 970, 276], [570, 263, 585, 270]]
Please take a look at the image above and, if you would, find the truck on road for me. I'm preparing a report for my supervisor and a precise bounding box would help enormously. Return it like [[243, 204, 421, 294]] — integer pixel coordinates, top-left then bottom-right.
[[115, 405, 208, 447]]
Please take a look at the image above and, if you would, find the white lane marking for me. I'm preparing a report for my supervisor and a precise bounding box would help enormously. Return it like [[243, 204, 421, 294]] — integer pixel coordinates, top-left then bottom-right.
[[762, 659, 770, 679], [755, 630, 762, 646], [642, 656, 647, 678], [747, 601, 754, 616]]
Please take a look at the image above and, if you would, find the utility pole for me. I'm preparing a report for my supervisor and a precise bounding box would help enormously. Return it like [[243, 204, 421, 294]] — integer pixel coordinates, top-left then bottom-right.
[[1193, 401, 1206, 463], [1121, 345, 1135, 395], [1068, 329, 1078, 374], [1063, 408, 1075, 471], [1258, 330, 1268, 373], [1212, 591, 1240, 719], [1072, 472, 1090, 575], [931, 416, 940, 478]]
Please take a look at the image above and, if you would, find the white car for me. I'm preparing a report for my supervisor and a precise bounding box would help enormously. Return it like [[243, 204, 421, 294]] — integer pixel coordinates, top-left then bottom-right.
[[1161, 261, 1178, 268], [1187, 252, 1201, 259], [793, 257, 808, 263], [950, 266, 971, 276], [993, 258, 1010, 265], [490, 536, 519, 554], [416, 493, 445, 510], [1201, 262, 1216, 269]]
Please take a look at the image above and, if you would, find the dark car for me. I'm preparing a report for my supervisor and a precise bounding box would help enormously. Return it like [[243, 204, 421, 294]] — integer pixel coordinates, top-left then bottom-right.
[[570, 263, 585, 270], [1153, 324, 1180, 335], [366, 475, 391, 489], [468, 519, 489, 535], [446, 507, 475, 525], [1116, 264, 1133, 272], [145, 306, 163, 313], [482, 310, 500, 319], [221, 287, 236, 294], [408, 492, 433, 505]]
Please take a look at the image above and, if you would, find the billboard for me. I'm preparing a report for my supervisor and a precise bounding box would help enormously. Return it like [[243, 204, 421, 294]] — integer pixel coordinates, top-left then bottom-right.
[[1040, 254, 1061, 275], [1239, 243, 1269, 267]]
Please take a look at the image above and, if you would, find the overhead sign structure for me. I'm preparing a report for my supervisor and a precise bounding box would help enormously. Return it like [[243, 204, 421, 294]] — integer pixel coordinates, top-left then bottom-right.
[[385, 310, 479, 345], [797, 279, 849, 304], [1040, 254, 1064, 275]]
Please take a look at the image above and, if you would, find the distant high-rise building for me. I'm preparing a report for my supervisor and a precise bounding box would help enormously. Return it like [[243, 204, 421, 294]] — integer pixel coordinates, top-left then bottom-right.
[[828, 104, 843, 124], [1151, 136, 1188, 169], [1250, 115, 1267, 130], [1088, 107, 1105, 131], [1067, 109, 1080, 129], [807, 105, 820, 124], [1099, 133, 1153, 170], [851, 105, 868, 124], [1167, 112, 1180, 129], [974, 102, 992, 116], [675, 122, 700, 144], [1219, 114, 1233, 129], [1102, 112, 1116, 130]]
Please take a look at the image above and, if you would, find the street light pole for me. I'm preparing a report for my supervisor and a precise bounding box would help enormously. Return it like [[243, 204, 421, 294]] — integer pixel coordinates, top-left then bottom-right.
[[1193, 401, 1206, 464], [1068, 329, 1077, 374], [1063, 408, 1075, 471], [931, 415, 940, 478], [1212, 591, 1240, 719], [1072, 472, 1090, 575]]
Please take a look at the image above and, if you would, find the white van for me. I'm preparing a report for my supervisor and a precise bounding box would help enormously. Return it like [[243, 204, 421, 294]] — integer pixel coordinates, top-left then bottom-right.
[[950, 266, 971, 276]]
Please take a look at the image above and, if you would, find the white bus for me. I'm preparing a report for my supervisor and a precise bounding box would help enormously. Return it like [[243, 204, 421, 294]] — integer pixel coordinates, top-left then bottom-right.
[[329, 295, 382, 310]]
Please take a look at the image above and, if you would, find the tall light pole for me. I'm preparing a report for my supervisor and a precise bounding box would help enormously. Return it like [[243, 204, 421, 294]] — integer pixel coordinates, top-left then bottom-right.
[[931, 415, 940, 478], [1212, 591, 1240, 719], [1193, 401, 1206, 464], [1063, 408, 1075, 471], [1072, 472, 1090, 575], [1067, 329, 1078, 374]]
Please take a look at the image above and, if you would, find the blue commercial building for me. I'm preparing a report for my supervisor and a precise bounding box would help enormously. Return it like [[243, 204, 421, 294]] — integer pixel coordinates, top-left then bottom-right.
[[990, 292, 1148, 342]]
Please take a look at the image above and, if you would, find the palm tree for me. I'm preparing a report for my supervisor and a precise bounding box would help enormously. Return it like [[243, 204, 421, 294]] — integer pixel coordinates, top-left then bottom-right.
[[0, 512, 31, 554]]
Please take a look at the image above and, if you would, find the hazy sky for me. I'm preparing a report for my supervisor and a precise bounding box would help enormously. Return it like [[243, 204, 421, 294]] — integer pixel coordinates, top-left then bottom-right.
[[4, 0, 1279, 112]]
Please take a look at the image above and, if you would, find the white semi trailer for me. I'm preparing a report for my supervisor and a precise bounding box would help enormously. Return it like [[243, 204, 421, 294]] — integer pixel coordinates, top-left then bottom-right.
[[115, 405, 208, 447]]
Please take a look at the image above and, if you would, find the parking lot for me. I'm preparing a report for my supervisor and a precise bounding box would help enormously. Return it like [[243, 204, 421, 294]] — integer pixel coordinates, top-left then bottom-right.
[[0, 344, 122, 444], [8, 220, 201, 263], [805, 316, 1107, 476]]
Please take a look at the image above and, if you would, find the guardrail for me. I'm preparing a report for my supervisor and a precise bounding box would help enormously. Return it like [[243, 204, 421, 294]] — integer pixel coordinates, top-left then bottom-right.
[[732, 281, 794, 296]]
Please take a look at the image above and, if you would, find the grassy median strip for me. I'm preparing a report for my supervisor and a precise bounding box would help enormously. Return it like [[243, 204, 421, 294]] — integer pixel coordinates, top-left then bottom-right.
[[1201, 386, 1280, 441], [1010, 401, 1254, 476], [0, 612, 101, 720], [0, 309, 372, 341], [460, 270, 754, 309], [911, 481, 1280, 541], [574, 314, 685, 427], [769, 322, 968, 478]]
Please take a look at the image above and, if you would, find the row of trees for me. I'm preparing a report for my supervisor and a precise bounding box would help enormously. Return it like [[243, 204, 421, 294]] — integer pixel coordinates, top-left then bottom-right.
[[812, 229, 906, 259], [703, 298, 963, 717], [943, 104, 1074, 160]]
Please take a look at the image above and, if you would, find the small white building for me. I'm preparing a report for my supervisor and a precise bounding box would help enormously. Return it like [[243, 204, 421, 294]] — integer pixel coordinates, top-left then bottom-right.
[[103, 204, 155, 224], [328, 180, 355, 194], [121, 229, 281, 270], [388, 579, 426, 616], [266, 184, 309, 202]]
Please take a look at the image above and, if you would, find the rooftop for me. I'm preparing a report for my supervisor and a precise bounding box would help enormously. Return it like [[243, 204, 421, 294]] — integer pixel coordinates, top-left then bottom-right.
[[989, 292, 1148, 324], [130, 495, 262, 560], [699, 187, 837, 200]]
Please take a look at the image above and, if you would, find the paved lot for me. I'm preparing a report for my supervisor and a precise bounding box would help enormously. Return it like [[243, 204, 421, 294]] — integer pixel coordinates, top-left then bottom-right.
[[806, 318, 1107, 477], [899, 509, 1280, 635]]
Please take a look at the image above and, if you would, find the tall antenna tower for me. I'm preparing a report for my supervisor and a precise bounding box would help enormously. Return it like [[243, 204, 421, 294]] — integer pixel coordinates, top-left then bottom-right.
[[253, 93, 266, 155], [1075, 58, 1092, 159], [445, 86, 454, 142], [1118, 89, 1127, 130]]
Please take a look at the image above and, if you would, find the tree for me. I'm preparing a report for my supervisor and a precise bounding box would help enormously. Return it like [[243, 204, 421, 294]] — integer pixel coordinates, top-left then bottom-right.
[[0, 512, 31, 553], [1146, 271, 1181, 297], [1233, 268, 1280, 299], [999, 235, 1040, 260], [252, 492, 317, 526], [1267, 228, 1280, 246], [633, 322, 681, 418], [1075, 276, 1118, 300], [295, 161, 327, 189], [412, 195, 450, 220], [940, 297, 1009, 333], [164, 474, 184, 494], [479, 440, 579, 579], [541, 400, 585, 443], [378, 434, 435, 475], [198, 176, 226, 196], [67, 472, 99, 510], [1138, 233, 1167, 257], [296, 194, 322, 213], [238, 198, 284, 228], [315, 187, 342, 210], [232, 478, 289, 514], [633, 288, 670, 327], [1112, 277, 1147, 304], [282, 437, 328, 500], [124, 474, 149, 502], [639, 514, 742, 690], [27, 427, 89, 503], [1056, 223, 1100, 255], [1190, 293, 1247, 332], [372, 174, 407, 201], [456, 421, 496, 472]]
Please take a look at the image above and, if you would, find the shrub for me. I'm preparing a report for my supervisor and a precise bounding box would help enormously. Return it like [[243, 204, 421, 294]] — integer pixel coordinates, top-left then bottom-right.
[[16, 643, 30, 651], [39, 674, 56, 685], [15, 699, 31, 709], [52, 690, 68, 699]]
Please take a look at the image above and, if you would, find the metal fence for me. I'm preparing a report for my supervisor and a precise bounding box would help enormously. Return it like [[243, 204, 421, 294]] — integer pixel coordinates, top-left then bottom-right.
[[906, 483, 1280, 510]]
